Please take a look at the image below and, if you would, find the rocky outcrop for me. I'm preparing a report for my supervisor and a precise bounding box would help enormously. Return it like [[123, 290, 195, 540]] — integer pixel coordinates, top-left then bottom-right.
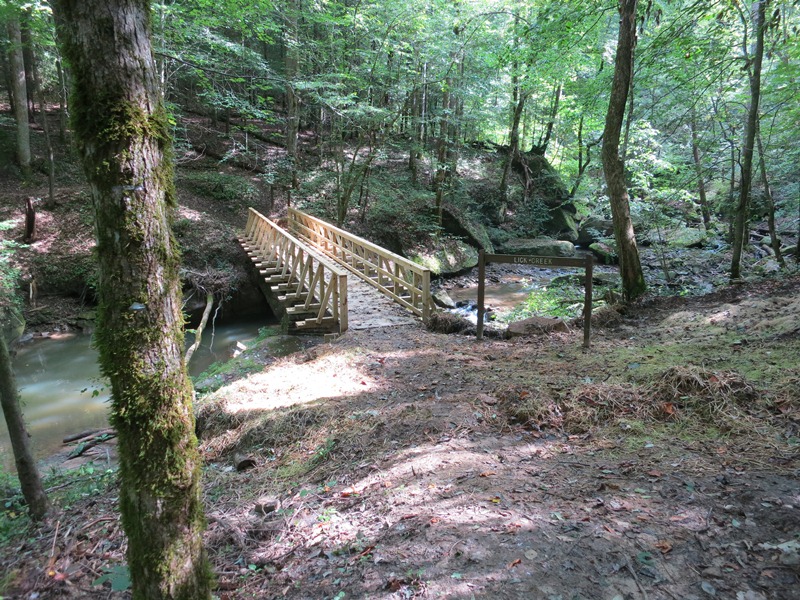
[[577, 217, 615, 246], [441, 203, 494, 253], [410, 238, 479, 275], [500, 238, 576, 257], [589, 241, 617, 265]]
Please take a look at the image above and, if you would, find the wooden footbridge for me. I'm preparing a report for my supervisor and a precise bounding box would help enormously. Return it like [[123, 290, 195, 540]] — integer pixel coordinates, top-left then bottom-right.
[[238, 207, 434, 334]]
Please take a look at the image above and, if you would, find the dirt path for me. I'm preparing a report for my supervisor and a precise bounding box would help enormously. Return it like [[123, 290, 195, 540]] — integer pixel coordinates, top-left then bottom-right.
[[185, 275, 798, 600], [2, 276, 798, 599]]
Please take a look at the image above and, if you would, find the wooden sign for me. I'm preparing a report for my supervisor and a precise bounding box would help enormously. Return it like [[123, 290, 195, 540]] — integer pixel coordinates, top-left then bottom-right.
[[477, 250, 594, 348]]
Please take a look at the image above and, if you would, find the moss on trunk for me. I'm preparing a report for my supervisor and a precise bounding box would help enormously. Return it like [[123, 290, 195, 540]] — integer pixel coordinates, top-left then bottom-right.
[[51, 2, 212, 598]]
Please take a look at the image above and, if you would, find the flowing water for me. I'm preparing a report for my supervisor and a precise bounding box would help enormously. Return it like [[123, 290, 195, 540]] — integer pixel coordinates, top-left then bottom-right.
[[0, 317, 303, 470], [446, 273, 555, 323]]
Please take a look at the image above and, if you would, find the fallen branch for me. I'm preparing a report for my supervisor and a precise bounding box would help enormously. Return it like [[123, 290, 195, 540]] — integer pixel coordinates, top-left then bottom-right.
[[185, 291, 214, 364]]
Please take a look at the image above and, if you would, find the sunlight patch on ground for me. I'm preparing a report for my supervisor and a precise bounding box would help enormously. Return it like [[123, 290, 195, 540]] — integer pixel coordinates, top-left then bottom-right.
[[217, 353, 377, 413], [176, 205, 206, 221]]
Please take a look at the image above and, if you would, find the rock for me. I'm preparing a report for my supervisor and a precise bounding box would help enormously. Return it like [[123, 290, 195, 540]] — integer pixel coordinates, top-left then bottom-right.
[[589, 241, 618, 264], [665, 226, 708, 248], [432, 289, 457, 309], [507, 316, 569, 337], [577, 217, 615, 246], [426, 310, 472, 334], [253, 496, 281, 516], [441, 203, 494, 253], [500, 238, 576, 257], [234, 452, 257, 471], [1, 305, 25, 345], [544, 208, 579, 243], [410, 238, 479, 275]]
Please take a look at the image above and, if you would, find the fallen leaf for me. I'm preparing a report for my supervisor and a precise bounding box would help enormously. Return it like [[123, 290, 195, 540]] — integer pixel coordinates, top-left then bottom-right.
[[479, 471, 496, 477], [508, 559, 521, 568], [655, 540, 673, 554]]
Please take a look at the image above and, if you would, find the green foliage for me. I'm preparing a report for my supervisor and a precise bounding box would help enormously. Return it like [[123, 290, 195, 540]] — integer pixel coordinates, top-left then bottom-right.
[[0, 464, 117, 546], [513, 198, 551, 237], [30, 251, 97, 299], [0, 221, 22, 315], [501, 279, 586, 322], [179, 171, 258, 206], [92, 564, 131, 592]]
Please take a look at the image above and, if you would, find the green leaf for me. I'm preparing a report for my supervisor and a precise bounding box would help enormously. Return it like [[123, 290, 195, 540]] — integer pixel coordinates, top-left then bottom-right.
[[92, 565, 131, 591]]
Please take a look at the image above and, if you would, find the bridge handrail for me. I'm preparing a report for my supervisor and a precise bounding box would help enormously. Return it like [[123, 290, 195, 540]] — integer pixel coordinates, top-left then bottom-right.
[[242, 208, 349, 332], [288, 208, 432, 320]]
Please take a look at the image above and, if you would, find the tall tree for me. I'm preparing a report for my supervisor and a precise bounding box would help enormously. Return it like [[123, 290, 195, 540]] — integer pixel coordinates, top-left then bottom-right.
[[601, 0, 646, 301], [730, 0, 768, 280], [50, 1, 212, 599], [0, 334, 50, 521], [6, 11, 32, 178]]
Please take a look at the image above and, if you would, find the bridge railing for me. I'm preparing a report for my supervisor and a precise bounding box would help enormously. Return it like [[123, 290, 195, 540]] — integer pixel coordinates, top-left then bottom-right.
[[240, 208, 348, 333], [288, 208, 433, 321]]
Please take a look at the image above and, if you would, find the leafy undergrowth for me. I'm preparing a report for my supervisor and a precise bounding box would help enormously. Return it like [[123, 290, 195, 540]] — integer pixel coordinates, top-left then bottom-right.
[[3, 275, 798, 599]]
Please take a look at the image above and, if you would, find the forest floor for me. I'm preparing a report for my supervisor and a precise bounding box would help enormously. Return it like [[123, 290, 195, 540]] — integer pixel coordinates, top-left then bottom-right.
[[3, 269, 800, 599], [1, 127, 799, 599]]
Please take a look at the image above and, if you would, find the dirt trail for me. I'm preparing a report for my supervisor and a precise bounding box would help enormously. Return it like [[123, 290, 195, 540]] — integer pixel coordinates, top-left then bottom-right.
[[2, 275, 798, 599], [180, 274, 799, 600]]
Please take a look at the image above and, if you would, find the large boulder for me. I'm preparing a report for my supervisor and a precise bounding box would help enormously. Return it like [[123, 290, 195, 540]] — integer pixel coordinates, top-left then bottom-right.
[[410, 237, 479, 275], [589, 241, 618, 265], [1, 305, 25, 345], [665, 226, 708, 248], [500, 237, 576, 257], [441, 203, 494, 253], [544, 207, 579, 243], [577, 217, 615, 246]]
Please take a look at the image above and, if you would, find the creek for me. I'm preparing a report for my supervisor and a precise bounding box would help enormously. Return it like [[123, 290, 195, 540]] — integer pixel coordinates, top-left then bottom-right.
[[446, 269, 569, 323], [0, 317, 308, 470]]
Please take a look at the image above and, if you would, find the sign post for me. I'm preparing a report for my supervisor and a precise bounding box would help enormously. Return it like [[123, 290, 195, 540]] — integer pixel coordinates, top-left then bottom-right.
[[476, 251, 595, 348]]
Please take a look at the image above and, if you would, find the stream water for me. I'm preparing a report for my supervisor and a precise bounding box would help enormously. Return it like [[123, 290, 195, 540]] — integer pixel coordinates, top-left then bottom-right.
[[446, 270, 565, 323], [0, 317, 301, 470]]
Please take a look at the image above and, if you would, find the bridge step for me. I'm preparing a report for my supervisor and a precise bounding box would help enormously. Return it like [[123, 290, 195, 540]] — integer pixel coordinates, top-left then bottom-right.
[[293, 316, 336, 330], [264, 274, 292, 285], [286, 303, 322, 314]]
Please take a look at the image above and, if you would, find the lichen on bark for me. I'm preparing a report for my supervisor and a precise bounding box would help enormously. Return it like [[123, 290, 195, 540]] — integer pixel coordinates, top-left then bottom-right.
[[51, 1, 212, 598]]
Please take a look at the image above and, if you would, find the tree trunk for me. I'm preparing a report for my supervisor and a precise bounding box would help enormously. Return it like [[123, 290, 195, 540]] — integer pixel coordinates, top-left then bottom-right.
[[0, 335, 50, 521], [756, 126, 785, 267], [535, 83, 561, 155], [689, 109, 711, 230], [30, 45, 56, 207], [730, 0, 767, 280], [56, 51, 69, 142], [601, 0, 646, 301], [51, 2, 212, 599], [285, 9, 300, 189], [7, 15, 32, 178], [499, 89, 527, 222]]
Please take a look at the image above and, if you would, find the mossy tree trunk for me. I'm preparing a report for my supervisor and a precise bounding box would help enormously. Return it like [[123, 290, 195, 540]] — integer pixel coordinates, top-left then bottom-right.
[[50, 2, 212, 599], [0, 335, 50, 521], [601, 0, 646, 301]]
